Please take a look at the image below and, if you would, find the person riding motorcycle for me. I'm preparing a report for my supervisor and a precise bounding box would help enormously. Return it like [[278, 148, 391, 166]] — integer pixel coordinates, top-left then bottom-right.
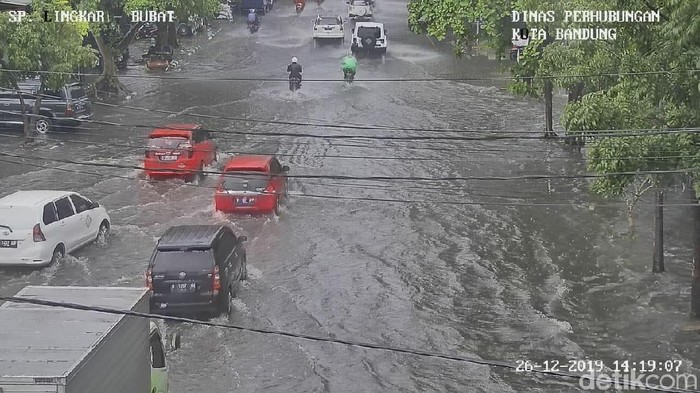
[[247, 9, 259, 28], [341, 51, 357, 80], [287, 56, 302, 87]]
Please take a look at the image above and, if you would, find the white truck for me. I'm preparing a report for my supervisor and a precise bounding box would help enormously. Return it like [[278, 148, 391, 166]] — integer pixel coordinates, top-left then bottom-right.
[[0, 286, 179, 393]]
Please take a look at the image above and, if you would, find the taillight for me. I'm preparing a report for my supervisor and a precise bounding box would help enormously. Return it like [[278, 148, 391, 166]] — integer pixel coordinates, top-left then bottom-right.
[[213, 266, 221, 291], [65, 103, 74, 116], [33, 224, 46, 242], [146, 268, 153, 290]]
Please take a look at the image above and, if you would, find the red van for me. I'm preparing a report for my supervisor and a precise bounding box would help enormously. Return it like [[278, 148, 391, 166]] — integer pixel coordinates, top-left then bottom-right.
[[215, 155, 289, 215], [144, 124, 217, 180]]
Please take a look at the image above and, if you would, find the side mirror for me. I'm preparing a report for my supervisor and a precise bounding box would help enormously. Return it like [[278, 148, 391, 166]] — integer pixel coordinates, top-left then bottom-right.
[[282, 165, 290, 172], [239, 235, 248, 242]]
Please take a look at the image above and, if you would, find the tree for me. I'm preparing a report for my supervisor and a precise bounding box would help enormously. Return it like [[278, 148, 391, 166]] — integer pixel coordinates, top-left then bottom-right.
[[0, 0, 96, 139]]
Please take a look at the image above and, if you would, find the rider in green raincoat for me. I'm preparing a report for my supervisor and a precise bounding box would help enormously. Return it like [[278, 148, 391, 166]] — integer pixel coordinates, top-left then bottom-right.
[[341, 52, 358, 80]]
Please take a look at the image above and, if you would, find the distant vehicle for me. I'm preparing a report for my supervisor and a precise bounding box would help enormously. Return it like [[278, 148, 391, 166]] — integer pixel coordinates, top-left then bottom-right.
[[0, 79, 93, 134], [0, 190, 110, 267], [147, 225, 248, 317], [346, 0, 373, 19], [216, 2, 234, 19], [215, 155, 290, 215], [510, 37, 529, 61], [313, 15, 345, 43], [0, 286, 179, 393], [351, 21, 387, 54], [177, 15, 206, 36], [143, 123, 217, 181], [240, 0, 269, 14]]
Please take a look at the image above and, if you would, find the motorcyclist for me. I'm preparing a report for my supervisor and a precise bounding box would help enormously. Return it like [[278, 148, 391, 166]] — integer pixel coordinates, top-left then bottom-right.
[[287, 56, 302, 86], [247, 9, 259, 27], [341, 51, 357, 80]]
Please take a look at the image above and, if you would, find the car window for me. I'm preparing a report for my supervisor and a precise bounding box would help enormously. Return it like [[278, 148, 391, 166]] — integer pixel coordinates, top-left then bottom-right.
[[192, 130, 206, 143], [43, 203, 58, 225], [320, 17, 339, 25], [39, 90, 61, 99], [357, 27, 380, 38], [215, 233, 235, 265], [270, 159, 282, 174], [70, 194, 92, 214], [221, 171, 270, 192], [66, 85, 87, 99], [148, 137, 189, 149], [0, 206, 38, 229], [152, 250, 214, 272], [54, 197, 75, 220]]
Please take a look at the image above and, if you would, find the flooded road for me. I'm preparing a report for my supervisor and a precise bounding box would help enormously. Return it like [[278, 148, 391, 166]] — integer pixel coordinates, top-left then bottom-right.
[[1, 0, 698, 391]]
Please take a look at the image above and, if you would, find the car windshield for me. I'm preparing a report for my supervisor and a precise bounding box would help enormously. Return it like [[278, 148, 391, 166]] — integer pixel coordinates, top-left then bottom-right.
[[0, 206, 37, 231], [148, 137, 189, 149], [152, 250, 214, 272], [221, 171, 269, 192], [357, 27, 381, 38], [319, 17, 339, 25]]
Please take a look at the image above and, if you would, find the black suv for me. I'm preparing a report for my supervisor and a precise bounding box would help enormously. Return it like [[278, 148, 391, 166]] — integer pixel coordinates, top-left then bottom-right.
[[146, 225, 248, 317], [0, 79, 93, 134]]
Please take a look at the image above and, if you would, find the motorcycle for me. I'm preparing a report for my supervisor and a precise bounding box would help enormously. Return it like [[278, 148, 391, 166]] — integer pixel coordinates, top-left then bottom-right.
[[135, 23, 157, 40], [248, 20, 259, 33], [343, 69, 355, 84], [289, 76, 301, 91]]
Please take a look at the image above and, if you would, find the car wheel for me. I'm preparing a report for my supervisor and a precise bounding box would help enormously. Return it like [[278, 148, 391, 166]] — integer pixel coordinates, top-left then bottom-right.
[[35, 118, 52, 134], [241, 258, 248, 280], [226, 286, 234, 315], [273, 196, 280, 216], [198, 161, 205, 179], [50, 244, 65, 266], [96, 220, 110, 242], [178, 25, 191, 36]]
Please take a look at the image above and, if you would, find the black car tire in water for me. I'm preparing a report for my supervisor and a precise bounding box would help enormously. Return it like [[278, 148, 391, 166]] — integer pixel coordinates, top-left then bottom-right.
[[242, 258, 248, 280], [198, 161, 205, 180], [50, 244, 64, 266], [35, 117, 52, 134], [274, 196, 280, 216], [178, 24, 192, 36], [96, 220, 110, 242]]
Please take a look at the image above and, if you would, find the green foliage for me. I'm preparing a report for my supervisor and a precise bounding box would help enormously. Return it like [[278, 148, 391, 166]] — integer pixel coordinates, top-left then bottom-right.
[[0, 0, 95, 90]]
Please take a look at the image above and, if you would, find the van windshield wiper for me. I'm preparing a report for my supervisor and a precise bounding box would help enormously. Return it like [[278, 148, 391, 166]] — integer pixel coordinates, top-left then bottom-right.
[[0, 224, 13, 233]]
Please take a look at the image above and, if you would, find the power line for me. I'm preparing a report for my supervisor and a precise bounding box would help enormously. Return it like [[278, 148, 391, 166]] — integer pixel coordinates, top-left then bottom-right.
[[1, 131, 694, 162], [0, 68, 698, 81], [0, 296, 689, 393], [1, 155, 697, 208], [0, 150, 695, 183]]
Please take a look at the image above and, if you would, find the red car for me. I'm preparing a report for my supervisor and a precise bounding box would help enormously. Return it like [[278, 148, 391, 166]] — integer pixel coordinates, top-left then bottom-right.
[[215, 155, 289, 215], [144, 124, 217, 180]]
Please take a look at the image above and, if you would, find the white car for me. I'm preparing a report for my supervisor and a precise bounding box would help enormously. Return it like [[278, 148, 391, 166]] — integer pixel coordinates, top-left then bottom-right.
[[0, 190, 111, 267], [313, 15, 345, 42], [351, 22, 387, 54], [347, 0, 373, 19]]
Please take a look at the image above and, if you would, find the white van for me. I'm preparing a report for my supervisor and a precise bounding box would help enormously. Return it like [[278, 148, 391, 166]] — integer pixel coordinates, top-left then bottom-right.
[[0, 190, 111, 266]]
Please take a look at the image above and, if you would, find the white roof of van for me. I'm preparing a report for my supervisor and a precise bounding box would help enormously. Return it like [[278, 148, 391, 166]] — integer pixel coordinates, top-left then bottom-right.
[[0, 190, 70, 207]]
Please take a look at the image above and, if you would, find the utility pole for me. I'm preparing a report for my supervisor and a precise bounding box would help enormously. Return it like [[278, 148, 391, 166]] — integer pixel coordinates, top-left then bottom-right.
[[543, 79, 556, 138], [652, 189, 665, 273], [691, 189, 700, 317]]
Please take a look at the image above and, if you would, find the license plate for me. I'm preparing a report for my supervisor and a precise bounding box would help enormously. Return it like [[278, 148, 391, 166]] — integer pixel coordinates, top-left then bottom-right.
[[171, 283, 196, 293], [160, 155, 177, 161], [324, 27, 334, 30], [0, 240, 17, 248], [235, 197, 255, 205]]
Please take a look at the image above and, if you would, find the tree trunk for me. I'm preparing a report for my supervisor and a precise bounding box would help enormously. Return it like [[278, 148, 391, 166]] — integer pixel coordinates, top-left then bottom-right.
[[626, 203, 636, 237], [27, 95, 43, 136], [92, 33, 129, 97], [15, 87, 32, 141], [543, 79, 555, 138], [652, 189, 665, 273], [167, 22, 178, 48], [691, 188, 700, 318], [155, 22, 178, 49]]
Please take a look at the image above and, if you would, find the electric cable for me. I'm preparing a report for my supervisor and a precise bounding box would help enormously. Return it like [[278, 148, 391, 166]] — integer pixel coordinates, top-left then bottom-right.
[[0, 296, 692, 393]]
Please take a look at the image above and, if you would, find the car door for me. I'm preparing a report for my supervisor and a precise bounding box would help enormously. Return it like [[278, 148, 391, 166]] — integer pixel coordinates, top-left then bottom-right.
[[53, 196, 82, 252], [69, 193, 96, 245]]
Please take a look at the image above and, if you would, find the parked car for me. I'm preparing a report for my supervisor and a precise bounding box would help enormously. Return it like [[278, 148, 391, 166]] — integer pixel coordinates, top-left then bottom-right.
[[0, 79, 93, 134], [215, 155, 289, 215], [351, 22, 387, 54], [177, 15, 206, 36], [347, 0, 373, 19], [0, 190, 110, 267], [313, 15, 345, 44], [146, 225, 248, 317], [240, 0, 268, 14], [143, 124, 217, 181]]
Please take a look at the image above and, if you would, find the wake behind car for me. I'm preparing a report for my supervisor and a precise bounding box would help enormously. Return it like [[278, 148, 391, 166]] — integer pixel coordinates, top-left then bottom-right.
[[144, 124, 217, 181], [146, 225, 247, 317], [214, 155, 289, 215], [0, 79, 92, 134], [313, 15, 345, 43], [351, 21, 387, 54], [0, 191, 110, 267]]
